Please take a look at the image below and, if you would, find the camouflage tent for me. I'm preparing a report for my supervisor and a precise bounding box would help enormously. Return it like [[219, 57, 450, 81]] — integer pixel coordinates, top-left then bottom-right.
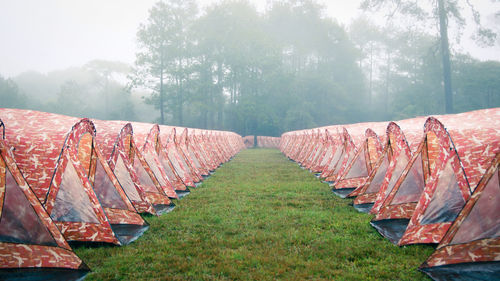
[[419, 152, 500, 280], [0, 119, 89, 280]]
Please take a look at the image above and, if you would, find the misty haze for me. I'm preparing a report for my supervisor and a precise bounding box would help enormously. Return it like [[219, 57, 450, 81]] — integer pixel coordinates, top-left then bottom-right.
[[1, 1, 500, 280], [1, 0, 499, 136]]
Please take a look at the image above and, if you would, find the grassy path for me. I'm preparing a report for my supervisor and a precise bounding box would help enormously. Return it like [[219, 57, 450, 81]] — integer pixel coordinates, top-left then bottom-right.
[[76, 149, 433, 280]]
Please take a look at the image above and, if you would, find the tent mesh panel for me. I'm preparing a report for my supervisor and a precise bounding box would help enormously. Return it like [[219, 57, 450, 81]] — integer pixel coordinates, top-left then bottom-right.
[[450, 169, 500, 245], [0, 164, 57, 246], [366, 156, 389, 193], [51, 163, 100, 223], [345, 153, 368, 178], [420, 160, 465, 225], [113, 156, 142, 201], [383, 153, 410, 199], [392, 153, 425, 205], [93, 160, 127, 209], [133, 155, 157, 193]]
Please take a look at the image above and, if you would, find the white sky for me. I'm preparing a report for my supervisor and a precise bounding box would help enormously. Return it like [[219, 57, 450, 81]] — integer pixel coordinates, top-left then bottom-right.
[[0, 0, 498, 77]]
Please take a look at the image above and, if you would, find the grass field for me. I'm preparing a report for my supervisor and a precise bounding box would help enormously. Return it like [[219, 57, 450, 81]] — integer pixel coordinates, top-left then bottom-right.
[[75, 148, 434, 280]]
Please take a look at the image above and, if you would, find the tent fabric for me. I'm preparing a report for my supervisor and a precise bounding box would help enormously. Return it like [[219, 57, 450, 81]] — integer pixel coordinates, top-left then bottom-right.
[[310, 130, 337, 173], [342, 128, 384, 197], [326, 127, 362, 190], [160, 126, 197, 189], [398, 110, 500, 246], [0, 120, 89, 279], [319, 130, 344, 179], [94, 120, 176, 215], [188, 130, 215, 172], [368, 122, 417, 213], [332, 128, 385, 198], [350, 119, 425, 213], [324, 122, 386, 184], [189, 132, 217, 172], [175, 128, 203, 182], [1, 109, 123, 244], [369, 110, 499, 246], [351, 117, 425, 210], [154, 126, 191, 192], [185, 130, 210, 176], [279, 108, 499, 277], [256, 136, 280, 148], [297, 130, 319, 166], [303, 130, 327, 170], [419, 152, 500, 280], [201, 132, 226, 167], [242, 136, 254, 148], [129, 122, 181, 199]]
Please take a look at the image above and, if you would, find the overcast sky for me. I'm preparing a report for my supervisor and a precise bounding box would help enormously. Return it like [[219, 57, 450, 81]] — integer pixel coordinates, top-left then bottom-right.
[[0, 0, 498, 77]]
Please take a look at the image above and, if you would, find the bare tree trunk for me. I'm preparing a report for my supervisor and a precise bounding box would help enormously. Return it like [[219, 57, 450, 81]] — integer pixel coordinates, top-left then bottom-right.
[[159, 59, 165, 125], [369, 42, 373, 107], [179, 75, 183, 126], [216, 60, 224, 129], [438, 0, 453, 113], [104, 73, 110, 118], [385, 52, 390, 116]]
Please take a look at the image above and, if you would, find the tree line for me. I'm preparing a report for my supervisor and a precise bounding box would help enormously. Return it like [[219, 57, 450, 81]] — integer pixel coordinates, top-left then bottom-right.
[[1, 0, 499, 136]]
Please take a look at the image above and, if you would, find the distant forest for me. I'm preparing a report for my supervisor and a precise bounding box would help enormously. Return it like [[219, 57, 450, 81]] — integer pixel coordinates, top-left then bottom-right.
[[1, 0, 499, 136]]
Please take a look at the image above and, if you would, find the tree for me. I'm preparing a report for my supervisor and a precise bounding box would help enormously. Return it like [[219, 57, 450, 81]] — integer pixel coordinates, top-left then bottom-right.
[[361, 0, 497, 113], [0, 75, 26, 108], [132, 0, 198, 125], [453, 56, 500, 111], [348, 17, 382, 108], [49, 80, 88, 117], [85, 60, 130, 118]]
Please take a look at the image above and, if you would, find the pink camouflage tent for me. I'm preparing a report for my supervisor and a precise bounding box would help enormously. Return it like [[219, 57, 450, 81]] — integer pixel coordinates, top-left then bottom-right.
[[0, 109, 147, 245], [94, 120, 176, 215], [0, 119, 89, 280], [331, 121, 387, 198], [419, 152, 500, 280], [398, 109, 500, 246], [350, 117, 426, 213]]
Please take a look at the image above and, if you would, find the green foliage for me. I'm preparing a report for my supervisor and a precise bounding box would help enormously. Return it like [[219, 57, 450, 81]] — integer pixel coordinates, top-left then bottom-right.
[[133, 0, 198, 125], [133, 0, 366, 135], [360, 0, 498, 114], [75, 149, 433, 280], [0, 75, 26, 108], [9, 61, 138, 121], [453, 57, 500, 111], [3, 0, 498, 131]]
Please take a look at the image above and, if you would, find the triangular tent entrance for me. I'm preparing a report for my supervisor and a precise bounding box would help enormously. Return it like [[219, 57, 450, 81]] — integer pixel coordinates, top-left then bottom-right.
[[131, 122, 180, 198], [178, 128, 209, 177], [94, 121, 175, 215], [188, 130, 214, 174], [162, 127, 196, 189], [0, 122, 88, 280], [419, 153, 500, 280], [1, 110, 122, 244], [370, 141, 428, 244], [397, 113, 500, 246], [312, 130, 337, 175], [332, 128, 384, 198], [352, 122, 416, 213], [173, 128, 203, 183]]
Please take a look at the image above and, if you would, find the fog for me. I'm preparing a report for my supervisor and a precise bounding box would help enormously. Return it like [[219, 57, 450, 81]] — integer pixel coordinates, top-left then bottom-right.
[[0, 0, 499, 136], [1, 0, 497, 77]]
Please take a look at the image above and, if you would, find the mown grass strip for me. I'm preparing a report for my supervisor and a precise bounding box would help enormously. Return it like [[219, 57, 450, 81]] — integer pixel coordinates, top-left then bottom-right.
[[75, 148, 433, 280]]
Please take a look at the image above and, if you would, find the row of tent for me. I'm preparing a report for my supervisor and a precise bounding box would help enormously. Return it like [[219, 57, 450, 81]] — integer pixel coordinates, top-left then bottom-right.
[[280, 108, 499, 280], [242, 136, 281, 149], [0, 108, 244, 280]]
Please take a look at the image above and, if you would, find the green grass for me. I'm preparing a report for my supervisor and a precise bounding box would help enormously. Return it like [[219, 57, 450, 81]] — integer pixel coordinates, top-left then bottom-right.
[[75, 148, 434, 280]]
